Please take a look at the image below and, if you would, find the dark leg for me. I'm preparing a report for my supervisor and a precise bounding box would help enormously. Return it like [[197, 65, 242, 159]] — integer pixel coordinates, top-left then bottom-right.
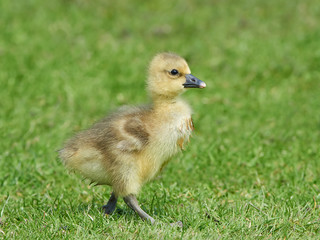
[[123, 194, 155, 224], [102, 192, 118, 215]]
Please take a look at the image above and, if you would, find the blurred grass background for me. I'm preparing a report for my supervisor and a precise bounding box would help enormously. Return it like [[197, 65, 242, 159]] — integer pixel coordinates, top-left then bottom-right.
[[0, 0, 320, 238]]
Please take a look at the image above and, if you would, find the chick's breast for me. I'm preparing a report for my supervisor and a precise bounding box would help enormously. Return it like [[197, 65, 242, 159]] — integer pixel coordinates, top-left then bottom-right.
[[139, 101, 193, 178]]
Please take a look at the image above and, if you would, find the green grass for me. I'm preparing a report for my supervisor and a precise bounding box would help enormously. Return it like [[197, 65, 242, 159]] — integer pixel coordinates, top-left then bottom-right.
[[1, 0, 320, 238]]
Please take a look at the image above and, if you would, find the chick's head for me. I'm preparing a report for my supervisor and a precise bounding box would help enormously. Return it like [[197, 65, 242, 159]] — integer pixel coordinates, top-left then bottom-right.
[[147, 52, 205, 99]]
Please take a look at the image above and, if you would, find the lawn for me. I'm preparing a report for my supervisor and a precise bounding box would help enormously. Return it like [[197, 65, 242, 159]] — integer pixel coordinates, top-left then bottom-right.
[[1, 0, 320, 238]]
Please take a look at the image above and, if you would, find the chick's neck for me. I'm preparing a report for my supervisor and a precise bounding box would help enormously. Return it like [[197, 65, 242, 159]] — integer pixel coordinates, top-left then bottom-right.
[[151, 92, 180, 105]]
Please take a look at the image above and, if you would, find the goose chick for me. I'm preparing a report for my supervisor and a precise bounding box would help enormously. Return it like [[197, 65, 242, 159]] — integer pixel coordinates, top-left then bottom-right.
[[59, 52, 206, 224]]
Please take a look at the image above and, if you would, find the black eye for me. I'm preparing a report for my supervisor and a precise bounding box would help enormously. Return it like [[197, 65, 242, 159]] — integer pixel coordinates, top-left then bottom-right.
[[170, 69, 179, 76]]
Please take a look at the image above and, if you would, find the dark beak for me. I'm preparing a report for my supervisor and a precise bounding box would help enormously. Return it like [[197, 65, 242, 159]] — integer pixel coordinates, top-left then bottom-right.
[[183, 74, 206, 88]]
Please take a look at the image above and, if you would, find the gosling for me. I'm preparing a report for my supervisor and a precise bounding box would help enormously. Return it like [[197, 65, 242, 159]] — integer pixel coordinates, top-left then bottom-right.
[[59, 52, 206, 224]]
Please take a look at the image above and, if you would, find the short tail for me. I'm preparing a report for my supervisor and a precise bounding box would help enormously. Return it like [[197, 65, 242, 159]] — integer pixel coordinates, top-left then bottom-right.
[[58, 147, 77, 165]]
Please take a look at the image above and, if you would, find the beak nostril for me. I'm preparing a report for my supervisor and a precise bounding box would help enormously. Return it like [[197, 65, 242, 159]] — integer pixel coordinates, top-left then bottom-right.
[[184, 74, 205, 88]]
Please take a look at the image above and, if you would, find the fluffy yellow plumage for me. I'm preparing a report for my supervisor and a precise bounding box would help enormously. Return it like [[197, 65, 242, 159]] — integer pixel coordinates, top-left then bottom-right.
[[59, 52, 206, 224]]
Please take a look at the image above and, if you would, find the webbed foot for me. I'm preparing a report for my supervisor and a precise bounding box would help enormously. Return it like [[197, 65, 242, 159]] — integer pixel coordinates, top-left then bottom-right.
[[102, 192, 118, 215]]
